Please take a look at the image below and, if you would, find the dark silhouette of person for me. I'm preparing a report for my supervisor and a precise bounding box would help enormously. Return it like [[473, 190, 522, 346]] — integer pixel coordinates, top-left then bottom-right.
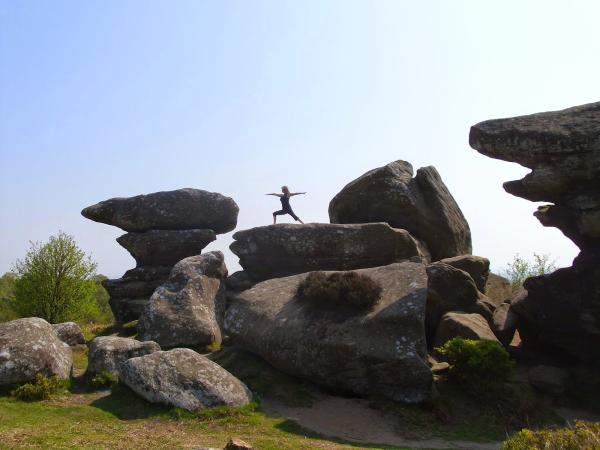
[[266, 186, 306, 224]]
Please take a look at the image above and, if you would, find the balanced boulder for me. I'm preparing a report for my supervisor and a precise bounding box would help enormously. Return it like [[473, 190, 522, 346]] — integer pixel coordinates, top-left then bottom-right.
[[52, 322, 86, 346], [470, 102, 600, 364], [224, 262, 432, 403], [87, 336, 160, 375], [328, 160, 472, 260], [137, 252, 228, 349], [230, 222, 429, 281], [119, 348, 252, 411], [81, 188, 239, 234], [0, 318, 72, 386]]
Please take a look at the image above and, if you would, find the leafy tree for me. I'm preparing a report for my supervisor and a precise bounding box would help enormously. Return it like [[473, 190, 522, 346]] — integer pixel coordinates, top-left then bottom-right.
[[503, 253, 557, 292], [12, 232, 100, 323], [0, 272, 18, 322]]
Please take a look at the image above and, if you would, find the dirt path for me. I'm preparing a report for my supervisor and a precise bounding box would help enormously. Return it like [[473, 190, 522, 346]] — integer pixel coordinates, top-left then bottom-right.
[[262, 396, 502, 450]]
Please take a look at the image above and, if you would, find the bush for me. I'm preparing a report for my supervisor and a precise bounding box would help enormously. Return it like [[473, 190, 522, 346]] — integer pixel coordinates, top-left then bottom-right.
[[436, 337, 513, 387], [503, 420, 600, 450], [11, 373, 69, 401], [297, 271, 382, 309], [503, 253, 557, 292], [90, 371, 119, 390], [12, 231, 100, 323]]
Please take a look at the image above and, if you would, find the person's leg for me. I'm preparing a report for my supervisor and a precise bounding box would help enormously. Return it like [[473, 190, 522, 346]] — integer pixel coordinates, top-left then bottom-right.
[[273, 210, 285, 224], [287, 208, 304, 224]]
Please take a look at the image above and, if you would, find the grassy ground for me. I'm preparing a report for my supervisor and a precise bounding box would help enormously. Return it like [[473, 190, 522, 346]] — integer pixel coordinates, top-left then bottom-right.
[[0, 325, 567, 450]]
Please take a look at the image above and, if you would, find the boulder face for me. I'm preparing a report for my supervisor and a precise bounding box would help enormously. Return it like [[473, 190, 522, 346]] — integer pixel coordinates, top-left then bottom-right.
[[224, 262, 433, 403], [119, 348, 252, 411], [52, 322, 86, 346], [87, 336, 160, 375], [230, 222, 430, 281], [81, 188, 239, 234], [328, 160, 472, 261], [469, 102, 600, 251], [439, 255, 490, 293], [117, 229, 216, 266], [470, 102, 600, 365], [433, 312, 499, 348], [137, 252, 228, 349], [0, 318, 72, 386]]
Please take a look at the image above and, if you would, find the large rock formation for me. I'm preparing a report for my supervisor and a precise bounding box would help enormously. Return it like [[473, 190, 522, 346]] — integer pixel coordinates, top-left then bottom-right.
[[82, 188, 238, 323], [119, 348, 252, 411], [470, 102, 600, 364], [137, 252, 228, 349], [433, 312, 499, 348], [81, 188, 239, 234], [52, 322, 86, 346], [328, 160, 472, 260], [223, 262, 432, 403], [0, 318, 72, 386], [87, 336, 160, 375], [230, 222, 429, 281]]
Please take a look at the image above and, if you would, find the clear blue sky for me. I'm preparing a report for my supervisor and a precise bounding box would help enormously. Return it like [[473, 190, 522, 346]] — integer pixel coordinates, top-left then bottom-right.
[[1, 1, 598, 278]]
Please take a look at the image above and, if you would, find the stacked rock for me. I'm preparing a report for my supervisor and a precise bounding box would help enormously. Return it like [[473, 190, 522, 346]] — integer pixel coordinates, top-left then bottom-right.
[[470, 102, 600, 364], [82, 188, 238, 323]]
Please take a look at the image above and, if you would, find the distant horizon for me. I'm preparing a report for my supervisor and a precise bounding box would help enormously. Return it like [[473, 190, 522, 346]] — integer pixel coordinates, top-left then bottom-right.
[[3, 1, 596, 278]]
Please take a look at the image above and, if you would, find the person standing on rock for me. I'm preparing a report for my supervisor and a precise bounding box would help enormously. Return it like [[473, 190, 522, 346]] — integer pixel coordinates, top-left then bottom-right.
[[267, 186, 306, 224]]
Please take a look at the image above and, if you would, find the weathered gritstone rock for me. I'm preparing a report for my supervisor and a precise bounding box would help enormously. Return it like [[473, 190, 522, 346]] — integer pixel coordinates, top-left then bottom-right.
[[328, 160, 472, 261], [484, 273, 513, 306], [224, 262, 432, 403], [52, 322, 86, 346], [439, 255, 490, 293], [0, 318, 72, 386], [119, 348, 252, 411], [491, 303, 518, 346], [230, 222, 429, 281], [137, 252, 228, 349], [433, 312, 500, 348], [87, 336, 160, 375], [470, 103, 600, 364], [117, 229, 216, 266], [81, 188, 239, 234]]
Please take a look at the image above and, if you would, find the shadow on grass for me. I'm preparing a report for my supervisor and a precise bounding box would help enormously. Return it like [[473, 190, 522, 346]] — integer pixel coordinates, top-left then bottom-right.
[[90, 383, 170, 419]]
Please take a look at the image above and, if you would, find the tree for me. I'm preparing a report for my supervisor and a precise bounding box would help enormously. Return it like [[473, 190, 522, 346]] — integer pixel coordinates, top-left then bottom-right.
[[0, 272, 18, 322], [503, 253, 557, 293], [12, 232, 100, 323]]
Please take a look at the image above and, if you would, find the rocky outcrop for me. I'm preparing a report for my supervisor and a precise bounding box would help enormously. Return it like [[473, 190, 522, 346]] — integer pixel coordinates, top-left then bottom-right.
[[484, 273, 513, 306], [491, 303, 518, 346], [52, 322, 86, 346], [81, 188, 239, 234], [82, 188, 239, 323], [87, 336, 160, 375], [117, 229, 216, 266], [328, 160, 472, 261], [119, 348, 252, 411], [470, 102, 600, 365], [439, 255, 490, 293], [433, 312, 499, 347], [224, 262, 432, 403], [137, 252, 228, 349], [230, 223, 430, 281], [0, 318, 72, 386]]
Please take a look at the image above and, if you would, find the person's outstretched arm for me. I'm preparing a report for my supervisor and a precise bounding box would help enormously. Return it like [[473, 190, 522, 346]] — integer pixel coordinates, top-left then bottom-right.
[[290, 192, 307, 196], [265, 193, 283, 197]]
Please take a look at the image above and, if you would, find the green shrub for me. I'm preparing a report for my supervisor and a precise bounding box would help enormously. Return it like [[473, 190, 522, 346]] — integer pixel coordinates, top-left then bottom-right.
[[503, 420, 600, 450], [90, 370, 119, 389], [297, 271, 382, 309], [436, 337, 513, 387], [11, 373, 69, 401]]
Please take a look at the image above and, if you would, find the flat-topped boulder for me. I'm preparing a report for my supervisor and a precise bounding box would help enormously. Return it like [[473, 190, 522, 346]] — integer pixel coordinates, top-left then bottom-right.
[[87, 336, 160, 375], [224, 262, 432, 403], [137, 252, 228, 349], [81, 188, 239, 234], [328, 160, 472, 261], [230, 222, 429, 281], [119, 348, 252, 411], [117, 229, 216, 266], [0, 318, 72, 386], [470, 102, 600, 250]]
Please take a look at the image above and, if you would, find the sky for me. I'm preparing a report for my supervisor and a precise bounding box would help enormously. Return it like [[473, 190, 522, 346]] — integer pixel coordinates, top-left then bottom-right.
[[1, 1, 598, 278]]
